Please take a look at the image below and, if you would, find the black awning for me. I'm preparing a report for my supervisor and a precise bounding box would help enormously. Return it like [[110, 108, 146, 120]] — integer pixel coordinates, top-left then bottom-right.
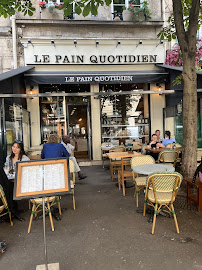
[[0, 66, 34, 82], [24, 70, 169, 84]]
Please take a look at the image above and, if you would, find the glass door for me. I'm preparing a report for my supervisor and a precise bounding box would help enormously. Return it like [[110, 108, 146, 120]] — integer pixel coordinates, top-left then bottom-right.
[[0, 99, 31, 166], [67, 103, 91, 160]]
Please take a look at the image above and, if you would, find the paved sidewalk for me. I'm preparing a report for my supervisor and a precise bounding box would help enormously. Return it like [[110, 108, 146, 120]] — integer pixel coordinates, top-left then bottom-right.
[[0, 166, 202, 270]]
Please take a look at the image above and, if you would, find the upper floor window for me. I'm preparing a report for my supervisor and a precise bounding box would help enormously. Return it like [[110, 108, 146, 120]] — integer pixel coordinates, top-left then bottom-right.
[[111, 0, 141, 20]]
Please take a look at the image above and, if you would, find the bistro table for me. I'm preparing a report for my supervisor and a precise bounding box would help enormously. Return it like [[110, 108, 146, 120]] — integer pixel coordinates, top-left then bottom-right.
[[106, 151, 141, 160], [133, 163, 175, 175]]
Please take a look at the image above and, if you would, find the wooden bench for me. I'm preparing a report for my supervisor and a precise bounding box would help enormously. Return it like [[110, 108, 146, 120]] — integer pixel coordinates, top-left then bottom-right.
[[183, 177, 202, 212]]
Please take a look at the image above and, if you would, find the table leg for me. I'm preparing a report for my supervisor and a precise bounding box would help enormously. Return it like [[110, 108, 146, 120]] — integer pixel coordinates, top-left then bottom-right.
[[198, 186, 202, 212]]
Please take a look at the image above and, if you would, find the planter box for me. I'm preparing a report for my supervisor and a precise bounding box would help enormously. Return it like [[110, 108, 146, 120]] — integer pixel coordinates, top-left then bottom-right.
[[41, 8, 64, 20], [122, 9, 145, 22], [122, 10, 132, 21]]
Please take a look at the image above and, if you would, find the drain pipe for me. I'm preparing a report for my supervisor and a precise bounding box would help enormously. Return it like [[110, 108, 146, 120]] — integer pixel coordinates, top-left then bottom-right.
[[11, 15, 17, 69]]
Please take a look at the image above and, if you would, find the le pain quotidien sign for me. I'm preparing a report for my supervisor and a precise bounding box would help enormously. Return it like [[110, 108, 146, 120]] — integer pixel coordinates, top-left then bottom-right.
[[34, 54, 157, 64]]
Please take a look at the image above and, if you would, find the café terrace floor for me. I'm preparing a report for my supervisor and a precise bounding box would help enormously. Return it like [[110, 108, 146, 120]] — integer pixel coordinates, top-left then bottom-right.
[[0, 165, 202, 270]]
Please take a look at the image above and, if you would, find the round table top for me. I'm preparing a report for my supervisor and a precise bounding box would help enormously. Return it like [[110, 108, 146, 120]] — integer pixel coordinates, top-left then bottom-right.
[[133, 164, 175, 175]]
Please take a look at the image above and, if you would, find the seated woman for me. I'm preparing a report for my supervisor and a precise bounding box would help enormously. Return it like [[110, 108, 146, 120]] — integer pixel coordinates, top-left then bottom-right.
[[41, 134, 70, 159], [162, 130, 175, 146], [4, 139, 30, 220]]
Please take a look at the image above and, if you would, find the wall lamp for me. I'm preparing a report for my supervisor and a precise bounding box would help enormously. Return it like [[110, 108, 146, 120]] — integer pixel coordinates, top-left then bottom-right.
[[74, 40, 77, 47], [116, 40, 121, 47], [156, 40, 164, 47], [96, 40, 99, 47], [136, 40, 142, 47], [156, 83, 163, 94], [51, 40, 55, 46], [28, 39, 34, 47]]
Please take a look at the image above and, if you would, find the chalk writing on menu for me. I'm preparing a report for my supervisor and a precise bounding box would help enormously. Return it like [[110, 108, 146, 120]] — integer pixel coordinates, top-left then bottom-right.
[[20, 163, 65, 193]]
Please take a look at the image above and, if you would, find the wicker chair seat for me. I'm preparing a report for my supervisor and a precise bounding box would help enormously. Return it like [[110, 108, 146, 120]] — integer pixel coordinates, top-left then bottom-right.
[[148, 190, 175, 203], [30, 197, 56, 204], [134, 176, 147, 186]]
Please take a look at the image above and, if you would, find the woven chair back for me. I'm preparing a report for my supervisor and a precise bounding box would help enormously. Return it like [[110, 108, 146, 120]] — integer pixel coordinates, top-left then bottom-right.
[[0, 184, 8, 211], [175, 143, 181, 148], [197, 148, 202, 162], [110, 146, 126, 152], [130, 155, 155, 169], [165, 143, 173, 149], [69, 159, 75, 173], [158, 150, 179, 163], [101, 142, 113, 147], [141, 144, 147, 154], [146, 172, 182, 193]]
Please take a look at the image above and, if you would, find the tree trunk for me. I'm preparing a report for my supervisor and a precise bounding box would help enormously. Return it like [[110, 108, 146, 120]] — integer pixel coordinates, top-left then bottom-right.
[[172, 0, 200, 178], [181, 58, 197, 177]]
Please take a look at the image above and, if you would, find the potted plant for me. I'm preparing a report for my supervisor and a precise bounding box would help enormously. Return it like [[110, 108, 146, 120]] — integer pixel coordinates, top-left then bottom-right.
[[39, 1, 47, 9], [41, 1, 64, 19], [123, 0, 151, 22]]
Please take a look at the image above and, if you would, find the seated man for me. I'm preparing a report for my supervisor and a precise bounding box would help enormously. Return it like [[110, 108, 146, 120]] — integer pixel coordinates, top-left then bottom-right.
[[162, 131, 175, 146], [146, 134, 165, 160], [155, 129, 162, 143], [61, 135, 86, 180], [146, 134, 165, 150]]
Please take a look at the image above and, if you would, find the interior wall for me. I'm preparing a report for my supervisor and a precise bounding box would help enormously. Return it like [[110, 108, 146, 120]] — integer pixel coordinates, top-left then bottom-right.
[[150, 83, 165, 138], [90, 84, 101, 160], [26, 85, 41, 147]]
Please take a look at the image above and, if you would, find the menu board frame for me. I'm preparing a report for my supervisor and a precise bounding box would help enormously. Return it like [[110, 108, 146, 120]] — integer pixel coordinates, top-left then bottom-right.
[[14, 157, 70, 200]]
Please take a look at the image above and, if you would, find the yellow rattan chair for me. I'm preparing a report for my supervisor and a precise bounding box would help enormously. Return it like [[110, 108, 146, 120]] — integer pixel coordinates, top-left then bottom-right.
[[143, 172, 183, 234], [101, 142, 113, 168], [141, 144, 147, 154], [0, 184, 13, 226], [28, 196, 61, 233], [131, 155, 155, 207], [197, 148, 202, 163], [158, 150, 179, 167], [110, 146, 126, 181], [69, 159, 76, 210], [118, 157, 133, 196]]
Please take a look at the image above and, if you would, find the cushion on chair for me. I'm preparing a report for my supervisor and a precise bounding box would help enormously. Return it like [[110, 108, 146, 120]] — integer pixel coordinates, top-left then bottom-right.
[[134, 176, 147, 185], [148, 190, 175, 203]]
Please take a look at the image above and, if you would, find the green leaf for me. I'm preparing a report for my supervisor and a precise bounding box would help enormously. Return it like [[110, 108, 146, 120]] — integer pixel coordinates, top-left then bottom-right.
[[64, 4, 73, 16], [83, 2, 91, 17], [75, 5, 82, 15], [28, 10, 33, 16], [91, 2, 97, 16], [105, 0, 112, 6]]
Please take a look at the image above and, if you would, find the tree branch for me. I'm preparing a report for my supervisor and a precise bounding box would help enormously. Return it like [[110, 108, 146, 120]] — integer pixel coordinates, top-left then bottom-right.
[[172, 0, 186, 52], [187, 0, 200, 49]]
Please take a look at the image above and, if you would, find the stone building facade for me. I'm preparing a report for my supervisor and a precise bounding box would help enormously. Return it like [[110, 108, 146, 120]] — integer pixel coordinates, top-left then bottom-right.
[[0, 0, 174, 163]]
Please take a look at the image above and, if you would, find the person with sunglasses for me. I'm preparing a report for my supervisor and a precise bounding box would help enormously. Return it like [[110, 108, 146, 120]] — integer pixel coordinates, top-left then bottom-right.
[[4, 139, 30, 221]]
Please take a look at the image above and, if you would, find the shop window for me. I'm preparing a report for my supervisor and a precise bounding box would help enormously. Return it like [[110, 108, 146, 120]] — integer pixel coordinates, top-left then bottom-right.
[[111, 0, 140, 20], [100, 83, 149, 145]]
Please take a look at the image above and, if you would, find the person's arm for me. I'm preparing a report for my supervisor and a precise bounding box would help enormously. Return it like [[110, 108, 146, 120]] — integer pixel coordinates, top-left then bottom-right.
[[61, 145, 70, 157], [21, 155, 30, 161], [157, 143, 165, 148], [41, 145, 45, 159]]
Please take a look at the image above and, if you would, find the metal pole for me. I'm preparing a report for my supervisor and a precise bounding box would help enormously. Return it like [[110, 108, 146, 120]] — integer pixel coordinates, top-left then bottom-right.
[[42, 197, 48, 270]]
